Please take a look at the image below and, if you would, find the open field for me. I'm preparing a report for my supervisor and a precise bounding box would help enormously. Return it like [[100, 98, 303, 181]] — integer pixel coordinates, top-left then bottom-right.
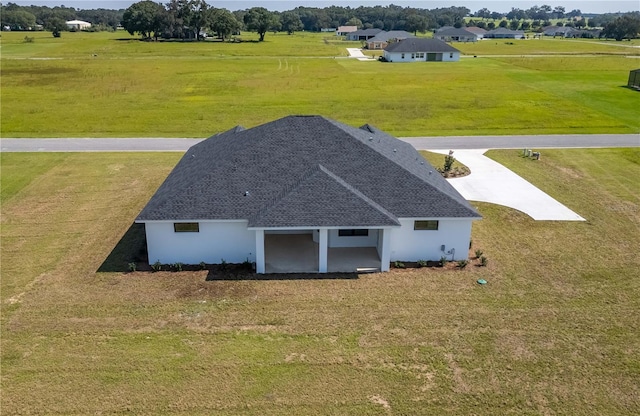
[[1, 31, 638, 137], [1, 148, 639, 414]]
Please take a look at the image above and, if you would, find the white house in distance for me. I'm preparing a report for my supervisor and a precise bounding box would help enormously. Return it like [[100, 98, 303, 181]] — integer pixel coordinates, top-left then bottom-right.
[[65, 20, 91, 30], [135, 116, 481, 273], [383, 38, 461, 62]]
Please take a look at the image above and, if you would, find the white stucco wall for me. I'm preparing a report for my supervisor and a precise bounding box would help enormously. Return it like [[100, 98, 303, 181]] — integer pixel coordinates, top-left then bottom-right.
[[144, 221, 256, 264], [388, 218, 473, 261], [384, 51, 460, 62], [328, 229, 379, 248]]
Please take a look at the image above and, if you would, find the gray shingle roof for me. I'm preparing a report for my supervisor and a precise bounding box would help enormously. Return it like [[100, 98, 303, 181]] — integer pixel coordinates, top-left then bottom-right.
[[349, 28, 383, 36], [486, 28, 525, 36], [384, 38, 460, 53], [435, 28, 477, 37], [136, 116, 480, 227], [368, 30, 415, 42]]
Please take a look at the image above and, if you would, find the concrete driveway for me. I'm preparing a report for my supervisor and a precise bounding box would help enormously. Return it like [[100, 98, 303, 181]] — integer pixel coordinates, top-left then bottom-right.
[[346, 48, 375, 61], [431, 149, 585, 221]]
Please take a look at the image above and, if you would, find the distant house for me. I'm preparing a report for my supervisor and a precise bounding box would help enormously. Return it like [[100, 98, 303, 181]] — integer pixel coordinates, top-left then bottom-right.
[[383, 38, 461, 62], [345, 28, 383, 41], [135, 115, 480, 273], [65, 20, 91, 30], [628, 69, 640, 90], [484, 28, 525, 39], [336, 26, 358, 36], [435, 26, 455, 33], [366, 30, 415, 49], [543, 26, 599, 38], [464, 26, 488, 39], [543, 25, 574, 37], [434, 28, 479, 42]]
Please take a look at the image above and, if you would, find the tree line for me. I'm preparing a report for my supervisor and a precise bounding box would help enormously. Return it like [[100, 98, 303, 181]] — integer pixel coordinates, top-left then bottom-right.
[[2, 1, 638, 42]]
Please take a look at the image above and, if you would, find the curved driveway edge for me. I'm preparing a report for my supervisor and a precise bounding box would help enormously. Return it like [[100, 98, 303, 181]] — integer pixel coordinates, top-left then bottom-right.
[[430, 149, 585, 221]]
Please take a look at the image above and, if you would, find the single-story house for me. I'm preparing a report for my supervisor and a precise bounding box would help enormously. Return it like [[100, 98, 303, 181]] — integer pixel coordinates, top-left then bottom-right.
[[435, 26, 455, 33], [336, 26, 357, 36], [628, 69, 640, 90], [543, 25, 574, 37], [434, 28, 479, 42], [135, 115, 481, 274], [484, 28, 525, 39], [383, 38, 461, 62], [65, 20, 91, 30], [543, 26, 600, 38], [464, 26, 488, 39], [345, 28, 383, 41], [366, 30, 415, 49]]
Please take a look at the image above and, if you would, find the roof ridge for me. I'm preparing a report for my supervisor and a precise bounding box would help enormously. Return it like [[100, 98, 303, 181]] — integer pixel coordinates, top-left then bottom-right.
[[249, 164, 399, 227], [352, 123, 477, 210], [248, 164, 325, 226], [316, 165, 399, 226]]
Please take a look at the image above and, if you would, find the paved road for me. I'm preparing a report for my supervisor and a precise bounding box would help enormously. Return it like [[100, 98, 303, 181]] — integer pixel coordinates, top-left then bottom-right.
[[1, 134, 638, 152]]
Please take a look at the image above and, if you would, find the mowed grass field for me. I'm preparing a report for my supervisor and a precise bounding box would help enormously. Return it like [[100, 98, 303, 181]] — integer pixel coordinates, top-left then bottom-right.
[[1, 31, 638, 137], [1, 148, 639, 414]]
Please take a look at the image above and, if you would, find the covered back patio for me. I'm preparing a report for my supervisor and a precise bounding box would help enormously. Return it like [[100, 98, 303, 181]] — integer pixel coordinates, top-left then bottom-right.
[[255, 229, 391, 274]]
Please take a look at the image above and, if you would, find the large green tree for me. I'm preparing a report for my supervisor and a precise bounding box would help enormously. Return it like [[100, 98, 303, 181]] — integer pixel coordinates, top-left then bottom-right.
[[280, 11, 302, 35], [122, 0, 165, 40], [1, 9, 37, 30], [243, 7, 277, 41], [210, 8, 240, 40], [178, 0, 212, 40], [405, 13, 428, 35], [602, 15, 640, 41]]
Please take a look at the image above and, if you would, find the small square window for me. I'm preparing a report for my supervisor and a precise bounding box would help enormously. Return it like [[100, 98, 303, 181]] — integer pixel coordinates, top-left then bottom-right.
[[414, 220, 439, 230], [174, 222, 199, 232]]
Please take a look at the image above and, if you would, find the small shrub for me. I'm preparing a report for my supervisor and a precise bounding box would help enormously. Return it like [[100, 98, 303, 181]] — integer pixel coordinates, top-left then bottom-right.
[[475, 249, 483, 259], [220, 259, 228, 271], [457, 259, 469, 269], [128, 262, 137, 272], [394, 261, 405, 269], [242, 258, 254, 271], [199, 261, 207, 270], [174, 262, 183, 272], [151, 260, 162, 272], [443, 150, 455, 172], [439, 256, 448, 267], [469, 239, 473, 249], [417, 259, 428, 268], [480, 256, 488, 267]]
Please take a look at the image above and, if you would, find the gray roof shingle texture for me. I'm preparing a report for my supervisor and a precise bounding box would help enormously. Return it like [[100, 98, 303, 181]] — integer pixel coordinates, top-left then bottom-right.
[[137, 116, 480, 227], [435, 28, 477, 37], [368, 30, 415, 42], [384, 38, 460, 53]]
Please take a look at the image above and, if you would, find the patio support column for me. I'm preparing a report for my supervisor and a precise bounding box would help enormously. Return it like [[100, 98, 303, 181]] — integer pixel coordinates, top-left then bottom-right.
[[380, 229, 391, 272], [255, 229, 265, 274], [318, 229, 328, 273]]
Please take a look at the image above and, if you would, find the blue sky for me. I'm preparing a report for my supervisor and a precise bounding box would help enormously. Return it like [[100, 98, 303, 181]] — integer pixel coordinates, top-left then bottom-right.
[[6, 1, 639, 14]]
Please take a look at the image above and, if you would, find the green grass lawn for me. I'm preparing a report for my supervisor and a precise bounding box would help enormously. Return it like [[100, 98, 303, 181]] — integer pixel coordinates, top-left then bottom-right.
[[1, 149, 639, 414], [1, 31, 638, 137]]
